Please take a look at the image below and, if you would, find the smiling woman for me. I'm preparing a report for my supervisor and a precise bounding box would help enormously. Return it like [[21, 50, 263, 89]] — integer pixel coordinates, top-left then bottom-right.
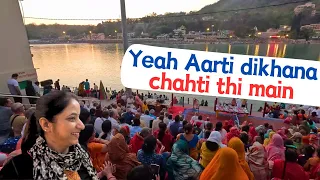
[[30, 91, 98, 180], [0, 91, 100, 180]]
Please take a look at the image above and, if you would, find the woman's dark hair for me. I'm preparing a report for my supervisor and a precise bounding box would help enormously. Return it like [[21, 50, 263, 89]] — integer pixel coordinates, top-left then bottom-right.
[[90, 108, 96, 115], [198, 115, 202, 120], [0, 98, 9, 106], [241, 125, 250, 133], [240, 133, 249, 145], [215, 122, 222, 131], [79, 108, 90, 124], [102, 110, 109, 118], [21, 112, 39, 153], [157, 122, 167, 142], [205, 141, 219, 152], [101, 120, 112, 139], [204, 130, 211, 139], [184, 123, 193, 134], [259, 131, 265, 143], [182, 120, 188, 127], [168, 114, 173, 119], [284, 139, 294, 146], [174, 115, 180, 122], [79, 124, 94, 150], [127, 165, 153, 180], [317, 147, 320, 158], [119, 116, 125, 124], [285, 148, 298, 162], [159, 115, 164, 121], [133, 118, 141, 126], [35, 91, 78, 136], [206, 122, 213, 131], [142, 135, 157, 154], [305, 145, 316, 158]]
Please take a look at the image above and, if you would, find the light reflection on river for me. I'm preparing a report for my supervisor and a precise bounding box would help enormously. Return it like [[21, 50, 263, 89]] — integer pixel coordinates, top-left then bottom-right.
[[31, 43, 320, 108]]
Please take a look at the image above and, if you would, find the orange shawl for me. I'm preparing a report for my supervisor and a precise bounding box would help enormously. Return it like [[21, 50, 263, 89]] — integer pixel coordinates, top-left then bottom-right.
[[200, 147, 249, 180], [106, 134, 140, 180], [228, 137, 254, 180]]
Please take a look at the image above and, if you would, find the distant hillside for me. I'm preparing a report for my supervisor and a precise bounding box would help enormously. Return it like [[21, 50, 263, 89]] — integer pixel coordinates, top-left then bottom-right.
[[199, 0, 308, 13], [198, 0, 320, 34]]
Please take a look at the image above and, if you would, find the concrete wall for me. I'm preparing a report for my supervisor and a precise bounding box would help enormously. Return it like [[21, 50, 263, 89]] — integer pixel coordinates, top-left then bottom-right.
[[0, 0, 37, 94]]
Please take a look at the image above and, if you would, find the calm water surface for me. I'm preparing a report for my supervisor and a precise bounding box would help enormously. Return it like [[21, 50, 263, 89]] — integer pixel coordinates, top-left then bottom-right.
[[31, 43, 320, 109]]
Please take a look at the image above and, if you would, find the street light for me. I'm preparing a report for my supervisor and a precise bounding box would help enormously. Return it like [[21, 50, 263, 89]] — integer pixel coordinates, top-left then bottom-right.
[[89, 31, 92, 34], [206, 28, 210, 32], [63, 31, 66, 34]]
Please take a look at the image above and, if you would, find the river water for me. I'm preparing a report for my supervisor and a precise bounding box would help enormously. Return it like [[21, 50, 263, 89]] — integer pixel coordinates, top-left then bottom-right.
[[31, 43, 320, 109]]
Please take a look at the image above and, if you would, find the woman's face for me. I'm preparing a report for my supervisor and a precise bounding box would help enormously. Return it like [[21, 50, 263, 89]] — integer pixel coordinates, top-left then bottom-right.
[[50, 99, 85, 147]]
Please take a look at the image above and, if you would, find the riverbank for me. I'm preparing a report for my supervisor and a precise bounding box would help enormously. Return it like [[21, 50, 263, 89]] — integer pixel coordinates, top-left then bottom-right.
[[29, 38, 320, 45]]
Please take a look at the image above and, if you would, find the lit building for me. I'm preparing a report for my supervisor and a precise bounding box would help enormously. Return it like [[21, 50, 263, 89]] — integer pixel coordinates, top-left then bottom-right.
[[279, 25, 291, 32], [116, 32, 135, 39], [156, 34, 169, 39], [301, 23, 320, 38], [173, 25, 186, 38], [256, 28, 280, 38], [87, 33, 105, 40]]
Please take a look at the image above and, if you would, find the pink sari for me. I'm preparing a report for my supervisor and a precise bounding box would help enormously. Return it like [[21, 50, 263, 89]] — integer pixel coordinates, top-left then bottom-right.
[[248, 141, 268, 180], [266, 134, 285, 164]]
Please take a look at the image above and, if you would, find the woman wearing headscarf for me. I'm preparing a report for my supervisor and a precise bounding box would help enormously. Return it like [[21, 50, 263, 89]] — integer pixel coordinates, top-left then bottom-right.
[[272, 147, 309, 180], [248, 126, 258, 144], [290, 132, 303, 153], [166, 140, 202, 180], [266, 134, 285, 162], [309, 133, 319, 149], [200, 147, 249, 180], [119, 126, 131, 144], [226, 127, 240, 143], [277, 128, 288, 140], [106, 133, 140, 180], [247, 136, 268, 180], [299, 120, 311, 134], [79, 124, 108, 172], [78, 82, 85, 97], [199, 131, 225, 168], [263, 131, 275, 147], [0, 91, 102, 179], [228, 137, 254, 180]]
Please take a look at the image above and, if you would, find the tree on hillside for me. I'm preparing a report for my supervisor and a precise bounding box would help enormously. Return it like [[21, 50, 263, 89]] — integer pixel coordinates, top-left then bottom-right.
[[300, 28, 315, 41], [134, 26, 144, 37], [67, 29, 79, 36], [86, 26, 95, 34], [93, 23, 104, 33]]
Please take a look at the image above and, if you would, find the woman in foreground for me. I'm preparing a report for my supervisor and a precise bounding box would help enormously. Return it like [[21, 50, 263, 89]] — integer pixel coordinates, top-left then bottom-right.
[[0, 91, 112, 179], [200, 147, 249, 180]]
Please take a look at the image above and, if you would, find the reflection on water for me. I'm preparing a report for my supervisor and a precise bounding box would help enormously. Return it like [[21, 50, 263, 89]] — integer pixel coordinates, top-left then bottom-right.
[[31, 43, 320, 107]]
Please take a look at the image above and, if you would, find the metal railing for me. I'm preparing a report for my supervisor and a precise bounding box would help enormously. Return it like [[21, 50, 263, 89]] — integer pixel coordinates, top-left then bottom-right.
[[0, 93, 100, 103]]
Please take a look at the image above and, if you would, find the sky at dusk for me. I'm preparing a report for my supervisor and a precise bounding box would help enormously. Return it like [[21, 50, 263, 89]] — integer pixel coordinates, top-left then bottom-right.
[[20, 0, 217, 25]]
